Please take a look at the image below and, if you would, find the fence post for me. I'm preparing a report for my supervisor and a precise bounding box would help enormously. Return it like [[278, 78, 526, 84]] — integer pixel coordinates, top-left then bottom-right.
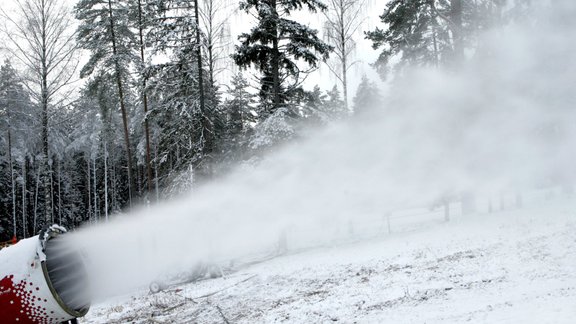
[[515, 192, 523, 209], [348, 219, 354, 237], [278, 229, 288, 255], [461, 192, 476, 215]]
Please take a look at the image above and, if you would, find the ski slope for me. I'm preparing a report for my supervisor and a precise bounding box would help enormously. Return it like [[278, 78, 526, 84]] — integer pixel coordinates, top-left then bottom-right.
[[81, 196, 576, 323]]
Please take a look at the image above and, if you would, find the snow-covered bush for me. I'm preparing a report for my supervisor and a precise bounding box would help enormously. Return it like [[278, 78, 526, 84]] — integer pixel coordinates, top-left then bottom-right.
[[249, 108, 296, 150]]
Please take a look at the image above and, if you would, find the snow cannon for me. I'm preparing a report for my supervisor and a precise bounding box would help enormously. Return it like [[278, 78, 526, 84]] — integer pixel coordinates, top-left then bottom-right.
[[0, 225, 90, 323]]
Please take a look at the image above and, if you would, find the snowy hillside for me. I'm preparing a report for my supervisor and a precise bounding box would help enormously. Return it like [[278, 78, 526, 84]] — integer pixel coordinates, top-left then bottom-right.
[[81, 196, 576, 323]]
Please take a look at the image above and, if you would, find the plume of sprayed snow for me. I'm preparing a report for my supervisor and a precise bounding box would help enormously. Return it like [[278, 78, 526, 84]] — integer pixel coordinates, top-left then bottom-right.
[[68, 2, 576, 298]]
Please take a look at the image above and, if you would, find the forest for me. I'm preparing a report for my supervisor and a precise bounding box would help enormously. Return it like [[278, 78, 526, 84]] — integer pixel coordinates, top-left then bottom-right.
[[0, 0, 533, 241]]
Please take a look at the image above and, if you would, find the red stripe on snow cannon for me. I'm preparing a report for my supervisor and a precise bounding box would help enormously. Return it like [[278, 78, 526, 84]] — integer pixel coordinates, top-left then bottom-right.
[[0, 225, 90, 323]]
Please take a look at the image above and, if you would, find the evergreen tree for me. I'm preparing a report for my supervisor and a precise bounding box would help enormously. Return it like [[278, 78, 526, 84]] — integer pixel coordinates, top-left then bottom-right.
[[76, 0, 139, 205], [352, 75, 381, 114], [323, 85, 347, 120], [150, 0, 216, 177], [127, 0, 157, 196], [147, 47, 206, 188], [366, 0, 504, 77], [366, 0, 451, 77], [232, 0, 333, 113], [85, 78, 129, 214], [300, 85, 326, 121], [208, 73, 256, 167], [224, 73, 257, 138]]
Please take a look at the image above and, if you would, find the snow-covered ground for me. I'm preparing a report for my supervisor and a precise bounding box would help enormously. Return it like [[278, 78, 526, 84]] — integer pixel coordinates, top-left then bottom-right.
[[81, 196, 576, 323]]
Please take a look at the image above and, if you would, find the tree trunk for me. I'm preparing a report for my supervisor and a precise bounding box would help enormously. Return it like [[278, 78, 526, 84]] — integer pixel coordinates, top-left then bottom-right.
[[450, 0, 464, 62], [87, 157, 91, 222], [341, 46, 349, 112], [135, 164, 140, 197], [110, 156, 115, 211], [93, 157, 98, 222], [41, 49, 52, 227], [137, 0, 154, 197], [111, 156, 117, 211], [50, 159, 54, 224], [204, 0, 216, 90], [108, 0, 134, 206], [461, 191, 476, 216], [33, 170, 40, 233], [515, 192, 523, 209], [194, 0, 210, 158], [37, 0, 53, 228], [57, 159, 62, 225], [339, 4, 349, 112], [104, 141, 109, 222], [154, 141, 159, 202], [432, 23, 439, 67], [208, 44, 215, 90], [271, 0, 281, 111], [22, 160, 27, 238], [8, 126, 17, 237]]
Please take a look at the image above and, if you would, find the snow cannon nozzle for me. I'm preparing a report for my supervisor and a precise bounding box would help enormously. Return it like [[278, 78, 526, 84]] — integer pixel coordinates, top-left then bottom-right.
[[0, 225, 90, 323], [39, 224, 68, 251]]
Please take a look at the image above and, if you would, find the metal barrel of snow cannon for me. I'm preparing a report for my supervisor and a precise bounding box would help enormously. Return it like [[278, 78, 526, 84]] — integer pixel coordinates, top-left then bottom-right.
[[0, 225, 90, 323]]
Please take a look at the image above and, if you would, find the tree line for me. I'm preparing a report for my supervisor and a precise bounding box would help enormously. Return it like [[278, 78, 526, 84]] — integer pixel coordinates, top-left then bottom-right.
[[0, 0, 529, 240]]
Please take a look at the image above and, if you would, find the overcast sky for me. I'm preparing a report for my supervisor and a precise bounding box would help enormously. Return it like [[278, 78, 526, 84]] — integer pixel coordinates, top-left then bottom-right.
[[224, 0, 388, 97], [1, 0, 388, 99]]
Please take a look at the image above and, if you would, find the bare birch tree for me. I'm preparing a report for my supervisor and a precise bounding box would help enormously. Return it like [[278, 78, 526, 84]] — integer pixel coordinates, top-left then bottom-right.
[[1, 0, 77, 229], [322, 0, 369, 111], [198, 0, 234, 89]]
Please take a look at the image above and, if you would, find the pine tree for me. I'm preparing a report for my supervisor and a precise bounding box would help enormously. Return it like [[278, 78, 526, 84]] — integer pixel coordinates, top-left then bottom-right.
[[366, 0, 450, 77], [366, 0, 505, 77], [127, 0, 156, 196], [85, 76, 130, 213], [76, 0, 138, 205], [232, 0, 333, 113], [323, 85, 347, 120], [352, 75, 381, 114], [150, 0, 216, 175], [210, 73, 256, 166], [300, 85, 326, 121], [147, 46, 207, 188], [225, 73, 257, 138]]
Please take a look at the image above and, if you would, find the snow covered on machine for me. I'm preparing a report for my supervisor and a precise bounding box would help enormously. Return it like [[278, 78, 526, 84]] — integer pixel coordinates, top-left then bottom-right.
[[0, 225, 90, 324]]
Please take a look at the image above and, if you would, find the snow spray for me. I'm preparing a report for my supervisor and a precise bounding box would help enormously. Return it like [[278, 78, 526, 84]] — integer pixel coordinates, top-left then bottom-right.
[[66, 0, 576, 300]]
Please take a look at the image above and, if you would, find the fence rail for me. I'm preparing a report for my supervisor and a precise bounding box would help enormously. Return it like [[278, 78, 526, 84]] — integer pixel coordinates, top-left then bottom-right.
[[275, 186, 568, 255]]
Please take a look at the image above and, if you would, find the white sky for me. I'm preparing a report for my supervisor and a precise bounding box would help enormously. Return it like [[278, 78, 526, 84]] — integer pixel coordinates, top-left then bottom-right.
[[1, 0, 389, 100]]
